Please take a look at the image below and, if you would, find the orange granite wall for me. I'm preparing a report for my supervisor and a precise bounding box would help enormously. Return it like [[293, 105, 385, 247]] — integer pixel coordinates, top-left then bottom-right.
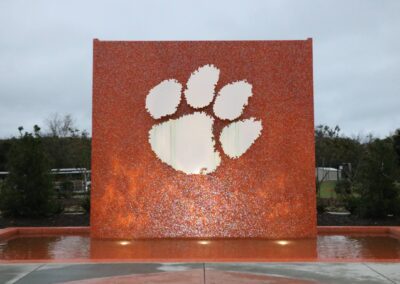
[[91, 40, 316, 239]]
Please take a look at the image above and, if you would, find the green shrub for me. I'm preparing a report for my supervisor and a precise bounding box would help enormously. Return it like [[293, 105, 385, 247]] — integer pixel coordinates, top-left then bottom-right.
[[316, 198, 325, 214], [58, 180, 74, 199], [351, 138, 400, 218], [335, 179, 352, 196], [81, 194, 90, 213], [0, 126, 60, 217], [343, 195, 361, 214]]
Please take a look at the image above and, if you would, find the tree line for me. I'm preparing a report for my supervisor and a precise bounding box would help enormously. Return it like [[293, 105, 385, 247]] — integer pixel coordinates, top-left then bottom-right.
[[0, 114, 91, 216], [0, 114, 91, 171], [315, 125, 400, 218]]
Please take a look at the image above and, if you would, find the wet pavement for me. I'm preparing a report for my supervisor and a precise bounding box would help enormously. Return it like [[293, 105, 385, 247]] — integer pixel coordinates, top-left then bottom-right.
[[0, 262, 399, 284]]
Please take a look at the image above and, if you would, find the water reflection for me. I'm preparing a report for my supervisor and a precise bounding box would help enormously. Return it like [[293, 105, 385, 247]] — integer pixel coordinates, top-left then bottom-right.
[[1, 234, 400, 261], [318, 234, 400, 259], [0, 235, 89, 260]]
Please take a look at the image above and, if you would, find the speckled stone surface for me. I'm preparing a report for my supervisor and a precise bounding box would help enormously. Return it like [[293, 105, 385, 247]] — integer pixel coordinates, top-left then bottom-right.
[[91, 40, 316, 239]]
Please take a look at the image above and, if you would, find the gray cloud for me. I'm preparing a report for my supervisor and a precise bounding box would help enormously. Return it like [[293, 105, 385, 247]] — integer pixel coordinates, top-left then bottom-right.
[[0, 0, 399, 138]]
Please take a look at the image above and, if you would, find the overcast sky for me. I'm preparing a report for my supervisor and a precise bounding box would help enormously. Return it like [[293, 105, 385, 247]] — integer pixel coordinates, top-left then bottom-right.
[[0, 0, 399, 138]]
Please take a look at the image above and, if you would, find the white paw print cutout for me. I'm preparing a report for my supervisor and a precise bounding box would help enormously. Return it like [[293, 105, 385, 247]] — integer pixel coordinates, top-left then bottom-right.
[[146, 64, 263, 175]]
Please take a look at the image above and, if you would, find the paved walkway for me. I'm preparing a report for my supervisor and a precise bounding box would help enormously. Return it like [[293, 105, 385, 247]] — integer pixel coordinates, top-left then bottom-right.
[[0, 262, 399, 284]]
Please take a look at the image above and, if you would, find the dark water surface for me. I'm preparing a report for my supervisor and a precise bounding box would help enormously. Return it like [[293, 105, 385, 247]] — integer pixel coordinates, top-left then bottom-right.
[[1, 234, 399, 261]]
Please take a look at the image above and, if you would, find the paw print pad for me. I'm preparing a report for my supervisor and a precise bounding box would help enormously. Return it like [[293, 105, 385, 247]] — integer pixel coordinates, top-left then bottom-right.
[[146, 64, 262, 175]]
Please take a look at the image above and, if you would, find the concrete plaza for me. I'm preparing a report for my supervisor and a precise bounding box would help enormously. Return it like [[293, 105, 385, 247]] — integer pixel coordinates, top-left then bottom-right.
[[0, 262, 399, 284]]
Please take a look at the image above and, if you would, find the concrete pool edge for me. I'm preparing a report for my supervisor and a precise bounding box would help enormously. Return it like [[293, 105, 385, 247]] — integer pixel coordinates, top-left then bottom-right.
[[1, 226, 400, 263], [0, 226, 89, 238], [318, 226, 400, 238]]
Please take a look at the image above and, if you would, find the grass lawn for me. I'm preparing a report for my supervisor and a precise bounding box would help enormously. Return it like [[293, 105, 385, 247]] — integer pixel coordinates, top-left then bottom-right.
[[319, 180, 337, 199]]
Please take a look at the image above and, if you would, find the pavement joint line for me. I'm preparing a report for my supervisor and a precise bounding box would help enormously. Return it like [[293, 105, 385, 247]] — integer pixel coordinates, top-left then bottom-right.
[[362, 263, 397, 284], [203, 263, 206, 284], [13, 264, 45, 284]]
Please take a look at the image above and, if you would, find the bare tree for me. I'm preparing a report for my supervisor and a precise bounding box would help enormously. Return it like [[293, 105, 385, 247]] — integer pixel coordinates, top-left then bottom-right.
[[45, 113, 78, 137]]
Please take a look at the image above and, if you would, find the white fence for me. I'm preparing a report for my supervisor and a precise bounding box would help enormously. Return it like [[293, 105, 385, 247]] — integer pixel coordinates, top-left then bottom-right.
[[316, 167, 341, 182]]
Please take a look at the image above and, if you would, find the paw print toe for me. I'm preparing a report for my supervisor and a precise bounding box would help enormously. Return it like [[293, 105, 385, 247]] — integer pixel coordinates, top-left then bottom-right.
[[213, 80, 253, 120], [184, 64, 220, 108], [220, 118, 262, 159], [146, 79, 182, 119]]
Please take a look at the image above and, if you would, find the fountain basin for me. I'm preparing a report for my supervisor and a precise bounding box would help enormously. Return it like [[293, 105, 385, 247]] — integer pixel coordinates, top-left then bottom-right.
[[1, 226, 399, 263]]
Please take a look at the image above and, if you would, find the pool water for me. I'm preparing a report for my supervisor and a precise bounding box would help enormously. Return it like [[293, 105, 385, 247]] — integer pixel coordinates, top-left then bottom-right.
[[1, 234, 400, 261]]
